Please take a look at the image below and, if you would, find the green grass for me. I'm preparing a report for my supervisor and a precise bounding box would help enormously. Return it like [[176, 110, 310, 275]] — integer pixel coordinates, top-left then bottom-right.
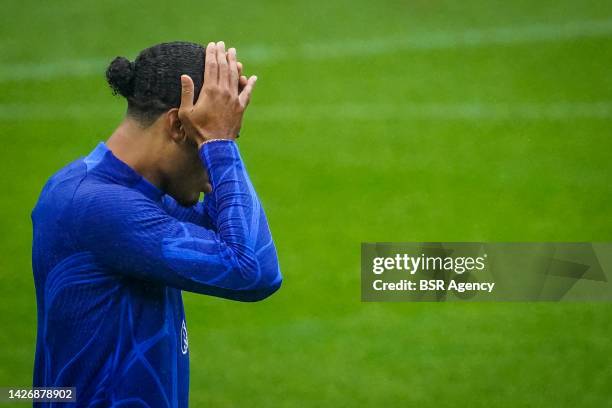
[[1, 0, 611, 406]]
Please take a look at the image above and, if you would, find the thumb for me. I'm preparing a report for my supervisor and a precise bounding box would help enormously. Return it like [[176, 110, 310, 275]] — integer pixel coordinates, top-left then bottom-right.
[[179, 75, 194, 111]]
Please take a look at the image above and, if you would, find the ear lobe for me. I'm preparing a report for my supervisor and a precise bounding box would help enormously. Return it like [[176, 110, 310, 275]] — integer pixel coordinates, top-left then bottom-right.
[[166, 108, 185, 143]]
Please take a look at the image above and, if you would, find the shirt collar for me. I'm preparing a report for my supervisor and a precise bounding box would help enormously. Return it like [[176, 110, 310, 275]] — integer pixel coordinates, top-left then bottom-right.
[[84, 142, 165, 202]]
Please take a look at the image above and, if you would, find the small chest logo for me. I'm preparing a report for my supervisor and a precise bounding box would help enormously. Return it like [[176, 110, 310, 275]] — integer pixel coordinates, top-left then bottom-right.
[[181, 319, 189, 355]]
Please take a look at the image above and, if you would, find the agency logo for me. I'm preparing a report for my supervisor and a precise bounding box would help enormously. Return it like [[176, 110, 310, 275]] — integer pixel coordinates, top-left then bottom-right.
[[181, 319, 189, 355], [372, 253, 487, 275], [362, 242, 612, 302]]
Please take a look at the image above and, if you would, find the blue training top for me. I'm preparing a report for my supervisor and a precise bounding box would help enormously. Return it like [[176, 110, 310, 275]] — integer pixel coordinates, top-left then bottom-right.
[[31, 140, 282, 407]]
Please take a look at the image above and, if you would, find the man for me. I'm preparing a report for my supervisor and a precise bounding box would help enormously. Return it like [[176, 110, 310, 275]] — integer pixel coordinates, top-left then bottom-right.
[[31, 40, 282, 407]]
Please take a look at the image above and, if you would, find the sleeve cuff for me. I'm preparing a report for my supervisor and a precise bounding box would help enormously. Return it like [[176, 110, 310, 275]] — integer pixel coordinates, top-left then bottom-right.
[[199, 140, 241, 182]]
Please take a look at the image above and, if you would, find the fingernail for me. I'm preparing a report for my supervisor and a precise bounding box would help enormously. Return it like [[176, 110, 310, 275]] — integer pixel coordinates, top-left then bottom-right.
[[253, 75, 258, 81], [229, 48, 236, 54]]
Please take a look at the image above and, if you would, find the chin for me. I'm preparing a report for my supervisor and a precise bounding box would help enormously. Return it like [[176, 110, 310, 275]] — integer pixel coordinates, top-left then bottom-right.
[[171, 191, 199, 207], [179, 196, 199, 207]]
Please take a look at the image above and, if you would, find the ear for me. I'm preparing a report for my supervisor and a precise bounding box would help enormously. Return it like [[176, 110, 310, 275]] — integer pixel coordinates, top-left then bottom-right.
[[166, 108, 185, 143]]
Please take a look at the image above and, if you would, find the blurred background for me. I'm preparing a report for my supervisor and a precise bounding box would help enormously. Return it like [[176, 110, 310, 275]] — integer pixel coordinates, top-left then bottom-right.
[[1, 0, 611, 406]]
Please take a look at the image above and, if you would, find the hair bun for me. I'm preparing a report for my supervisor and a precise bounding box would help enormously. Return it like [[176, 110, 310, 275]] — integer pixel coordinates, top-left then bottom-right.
[[106, 56, 135, 98]]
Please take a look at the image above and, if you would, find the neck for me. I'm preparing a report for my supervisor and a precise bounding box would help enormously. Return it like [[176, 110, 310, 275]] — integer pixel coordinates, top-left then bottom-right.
[[106, 118, 165, 189]]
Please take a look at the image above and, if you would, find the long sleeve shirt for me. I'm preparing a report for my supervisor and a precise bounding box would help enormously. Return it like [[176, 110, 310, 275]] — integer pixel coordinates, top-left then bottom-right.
[[31, 140, 282, 407]]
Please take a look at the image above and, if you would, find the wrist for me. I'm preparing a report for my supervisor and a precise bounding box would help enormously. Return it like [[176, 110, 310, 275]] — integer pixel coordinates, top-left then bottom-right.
[[199, 138, 233, 148], [197, 132, 237, 148], [196, 123, 241, 144]]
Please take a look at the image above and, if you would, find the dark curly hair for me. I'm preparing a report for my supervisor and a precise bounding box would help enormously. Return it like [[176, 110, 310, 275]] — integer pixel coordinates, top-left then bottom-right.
[[106, 41, 205, 125]]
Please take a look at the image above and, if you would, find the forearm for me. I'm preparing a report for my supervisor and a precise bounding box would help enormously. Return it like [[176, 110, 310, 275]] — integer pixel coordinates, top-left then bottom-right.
[[200, 140, 282, 295]]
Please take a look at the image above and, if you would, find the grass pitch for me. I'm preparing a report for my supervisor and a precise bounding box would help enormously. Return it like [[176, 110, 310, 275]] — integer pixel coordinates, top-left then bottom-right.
[[1, 0, 611, 406]]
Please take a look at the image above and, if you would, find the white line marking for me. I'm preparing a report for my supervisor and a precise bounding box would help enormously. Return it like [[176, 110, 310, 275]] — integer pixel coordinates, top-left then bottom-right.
[[252, 102, 612, 121], [0, 102, 610, 122], [1, 19, 611, 81], [297, 18, 612, 59], [0, 59, 108, 82]]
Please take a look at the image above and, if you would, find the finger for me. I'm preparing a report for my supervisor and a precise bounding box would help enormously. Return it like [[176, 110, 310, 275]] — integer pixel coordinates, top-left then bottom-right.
[[203, 42, 217, 89], [227, 48, 239, 92], [238, 75, 258, 107], [216, 41, 228, 87], [239, 75, 247, 91], [237, 61, 243, 76], [179, 75, 195, 110]]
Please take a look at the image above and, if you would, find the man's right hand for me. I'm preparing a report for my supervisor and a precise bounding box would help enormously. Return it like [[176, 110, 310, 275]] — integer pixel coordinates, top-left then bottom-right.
[[178, 41, 258, 146]]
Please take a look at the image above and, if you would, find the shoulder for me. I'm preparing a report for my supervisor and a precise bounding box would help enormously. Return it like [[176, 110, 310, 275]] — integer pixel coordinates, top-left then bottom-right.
[[36, 158, 86, 204], [32, 158, 87, 222], [74, 176, 138, 203], [72, 177, 160, 221]]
